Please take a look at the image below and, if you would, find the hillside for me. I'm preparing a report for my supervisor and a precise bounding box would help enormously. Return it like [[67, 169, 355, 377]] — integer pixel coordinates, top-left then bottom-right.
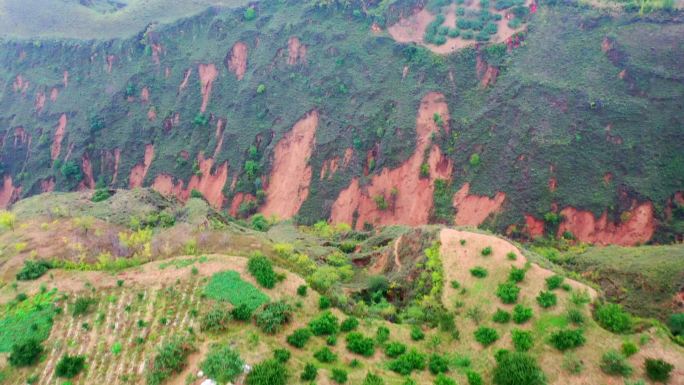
[[0, 0, 682, 245]]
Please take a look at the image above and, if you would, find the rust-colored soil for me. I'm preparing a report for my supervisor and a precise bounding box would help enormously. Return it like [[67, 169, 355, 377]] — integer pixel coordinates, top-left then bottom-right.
[[147, 107, 157, 122], [0, 175, 21, 208], [34, 91, 46, 112], [50, 87, 59, 102], [558, 202, 656, 246], [12, 127, 29, 147], [128, 144, 155, 189], [330, 92, 453, 229], [525, 214, 545, 238], [227, 41, 248, 80], [63, 71, 69, 88], [198, 63, 218, 113], [179, 68, 192, 92], [78, 154, 95, 191], [51, 114, 68, 161], [213, 119, 225, 159], [112, 148, 121, 185], [320, 157, 340, 180], [106, 55, 115, 73], [140, 86, 150, 103], [287, 37, 307, 65], [452, 183, 506, 226], [40, 177, 55, 193], [152, 154, 229, 209], [229, 192, 256, 217], [260, 111, 318, 219]]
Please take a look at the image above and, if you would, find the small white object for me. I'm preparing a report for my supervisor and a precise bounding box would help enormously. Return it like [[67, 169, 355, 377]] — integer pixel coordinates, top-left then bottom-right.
[[197, 370, 204, 377], [200, 379, 217, 385], [243, 364, 252, 373]]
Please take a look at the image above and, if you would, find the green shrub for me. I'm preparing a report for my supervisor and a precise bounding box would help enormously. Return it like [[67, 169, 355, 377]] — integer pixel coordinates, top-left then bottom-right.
[[485, 307, 508, 323], [340, 317, 359, 332], [363, 372, 384, 385], [549, 329, 585, 351], [243, 6, 256, 21], [331, 368, 348, 383], [247, 253, 277, 289], [667, 313, 684, 335], [474, 326, 499, 346], [492, 351, 546, 385], [481, 246, 492, 256], [146, 336, 195, 385], [254, 301, 293, 334], [91, 188, 111, 202], [600, 350, 632, 376], [273, 348, 290, 363], [56, 354, 86, 378], [570, 290, 591, 306], [16, 260, 52, 281], [466, 370, 483, 385], [256, 84, 266, 94], [595, 304, 632, 334], [429, 354, 449, 374], [72, 297, 96, 317], [296, 285, 308, 297], [388, 349, 426, 375], [327, 335, 337, 346], [200, 306, 231, 332], [308, 311, 339, 336], [250, 214, 270, 231], [314, 347, 337, 363], [644, 358, 674, 382], [8, 339, 43, 367], [410, 325, 425, 341], [346, 332, 375, 356], [231, 303, 253, 321], [506, 252, 517, 260], [512, 305, 533, 324], [508, 267, 525, 283], [286, 328, 312, 348], [205, 271, 269, 311], [621, 341, 638, 357], [319, 296, 332, 310], [511, 329, 533, 352], [470, 266, 488, 278], [201, 344, 244, 384], [545, 275, 564, 290], [536, 291, 557, 308], [469, 153, 481, 167], [434, 373, 457, 385], [496, 282, 520, 304], [384, 342, 407, 358], [566, 309, 585, 325], [376, 326, 390, 343], [246, 359, 289, 385], [301, 363, 317, 381]]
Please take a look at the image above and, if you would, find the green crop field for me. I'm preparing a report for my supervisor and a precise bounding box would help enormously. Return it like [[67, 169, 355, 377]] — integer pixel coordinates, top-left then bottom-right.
[[204, 270, 270, 310]]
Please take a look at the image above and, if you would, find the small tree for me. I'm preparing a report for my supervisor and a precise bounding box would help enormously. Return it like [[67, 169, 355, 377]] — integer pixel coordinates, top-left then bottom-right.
[[8, 339, 43, 367], [246, 359, 289, 385], [286, 328, 312, 348], [301, 363, 317, 381], [644, 358, 674, 382], [474, 326, 499, 346], [55, 354, 86, 378]]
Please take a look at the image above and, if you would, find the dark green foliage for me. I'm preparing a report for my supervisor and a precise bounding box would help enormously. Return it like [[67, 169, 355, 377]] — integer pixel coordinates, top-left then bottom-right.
[[432, 179, 454, 223], [600, 350, 633, 376], [545, 275, 564, 290], [363, 372, 384, 385], [246, 359, 289, 385], [56, 354, 86, 378], [296, 285, 308, 297], [511, 329, 533, 352], [566, 309, 585, 325], [72, 297, 96, 317], [496, 282, 520, 304], [621, 341, 638, 357], [331, 368, 348, 383], [595, 304, 633, 334], [243, 6, 256, 21], [8, 339, 43, 367], [481, 246, 492, 256], [301, 363, 317, 381], [60, 161, 82, 181], [549, 329, 585, 351], [308, 311, 339, 336], [410, 325, 425, 341], [346, 332, 375, 357], [273, 348, 290, 363], [384, 341, 407, 358], [429, 354, 449, 374], [474, 326, 499, 346], [250, 214, 270, 232], [492, 351, 547, 385], [199, 306, 231, 332], [231, 303, 254, 321], [319, 296, 332, 310], [247, 253, 277, 289], [16, 260, 52, 281], [644, 358, 674, 382], [434, 374, 457, 385], [146, 336, 195, 385], [91, 188, 111, 202], [508, 267, 526, 283], [466, 370, 483, 385], [192, 113, 209, 126], [376, 326, 390, 343], [313, 346, 337, 363], [205, 271, 268, 312], [668, 313, 684, 335], [388, 349, 426, 375], [493, 309, 511, 323], [201, 344, 244, 384], [326, 334, 337, 346], [536, 291, 557, 308], [254, 301, 293, 334], [340, 317, 359, 332], [286, 328, 312, 348], [470, 266, 488, 278], [507, 252, 517, 261], [512, 305, 533, 324]]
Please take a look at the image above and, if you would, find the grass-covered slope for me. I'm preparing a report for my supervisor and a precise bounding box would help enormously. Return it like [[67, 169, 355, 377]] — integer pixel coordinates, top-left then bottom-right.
[[0, 0, 682, 240]]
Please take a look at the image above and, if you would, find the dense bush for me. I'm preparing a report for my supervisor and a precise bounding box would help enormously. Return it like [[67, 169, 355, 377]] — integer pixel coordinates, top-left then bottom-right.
[[595, 304, 633, 334], [384, 341, 407, 358], [200, 306, 231, 332], [250, 214, 270, 232], [231, 303, 253, 321], [388, 349, 426, 375], [56, 354, 86, 378], [545, 275, 564, 290], [346, 332, 375, 356], [429, 354, 449, 374], [319, 296, 332, 310], [621, 341, 638, 357], [16, 260, 52, 281], [146, 336, 195, 385], [254, 301, 293, 334], [512, 305, 533, 324], [511, 329, 533, 352], [644, 358, 674, 382], [313, 347, 337, 363], [201, 344, 244, 384], [296, 285, 308, 297], [286, 328, 312, 348], [481, 246, 492, 256], [508, 267, 526, 283], [466, 370, 483, 385], [8, 339, 43, 367], [363, 372, 384, 385], [434, 374, 457, 385], [474, 326, 499, 346], [668, 313, 684, 335], [410, 325, 425, 341], [549, 329, 585, 351], [246, 359, 289, 385], [600, 350, 632, 376], [492, 351, 546, 385], [493, 309, 511, 323], [536, 291, 557, 308], [566, 308, 585, 325], [496, 282, 520, 304], [273, 348, 290, 363], [340, 317, 359, 332], [72, 297, 96, 317], [470, 266, 488, 278], [331, 368, 348, 383], [301, 363, 317, 381], [308, 311, 339, 336], [91, 188, 111, 202], [248, 253, 277, 289]]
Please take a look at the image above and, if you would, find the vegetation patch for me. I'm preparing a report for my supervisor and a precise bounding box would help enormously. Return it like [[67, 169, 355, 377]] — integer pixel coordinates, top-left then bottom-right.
[[0, 290, 57, 352], [204, 270, 269, 311]]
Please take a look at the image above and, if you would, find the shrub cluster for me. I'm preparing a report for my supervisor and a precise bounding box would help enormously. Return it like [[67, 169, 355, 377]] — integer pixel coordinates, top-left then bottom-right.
[[512, 305, 533, 324], [56, 354, 86, 378], [308, 311, 339, 336], [492, 351, 546, 385], [201, 344, 244, 384], [340, 317, 359, 332], [474, 326, 499, 346], [600, 350, 632, 376], [508, 267, 526, 283], [470, 266, 488, 278], [644, 358, 674, 382], [255, 301, 293, 334], [545, 275, 564, 290], [493, 309, 511, 323], [388, 349, 426, 375], [8, 339, 43, 367], [536, 291, 557, 308], [247, 253, 277, 289], [384, 342, 407, 358], [16, 260, 52, 281], [331, 368, 348, 383], [549, 329, 585, 351], [595, 303, 632, 333], [286, 328, 312, 348], [346, 332, 375, 356], [313, 347, 337, 363], [496, 282, 520, 304], [511, 329, 534, 352], [301, 363, 317, 381], [200, 306, 232, 333], [429, 354, 449, 374], [246, 359, 289, 385], [146, 336, 195, 385]]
